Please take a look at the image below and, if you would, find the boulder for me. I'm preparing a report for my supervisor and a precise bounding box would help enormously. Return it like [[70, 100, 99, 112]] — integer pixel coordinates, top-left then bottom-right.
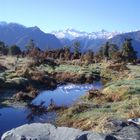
[[101, 119, 128, 133], [1, 123, 56, 140], [128, 118, 140, 125], [1, 123, 116, 140], [114, 125, 140, 140]]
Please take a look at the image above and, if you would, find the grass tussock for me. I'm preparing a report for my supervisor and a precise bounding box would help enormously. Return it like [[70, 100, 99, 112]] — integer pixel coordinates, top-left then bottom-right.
[[57, 64, 140, 133]]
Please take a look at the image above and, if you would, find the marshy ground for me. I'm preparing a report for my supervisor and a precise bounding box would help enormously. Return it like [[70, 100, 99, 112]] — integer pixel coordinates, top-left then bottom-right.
[[56, 63, 140, 133], [0, 55, 140, 135]]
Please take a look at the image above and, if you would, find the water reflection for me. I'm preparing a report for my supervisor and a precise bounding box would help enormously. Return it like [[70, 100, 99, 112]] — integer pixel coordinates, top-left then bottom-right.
[[27, 101, 48, 122], [26, 98, 66, 122], [0, 82, 102, 137], [32, 82, 102, 107], [0, 105, 56, 137]]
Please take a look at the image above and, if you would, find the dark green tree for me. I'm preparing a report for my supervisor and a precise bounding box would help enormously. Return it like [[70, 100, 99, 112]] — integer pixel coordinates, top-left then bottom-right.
[[85, 50, 94, 63], [96, 46, 103, 58], [0, 41, 8, 55], [73, 41, 80, 59], [8, 45, 21, 55], [108, 44, 119, 59], [45, 44, 51, 51], [103, 42, 110, 61], [122, 38, 137, 63], [25, 39, 35, 51], [64, 46, 71, 60]]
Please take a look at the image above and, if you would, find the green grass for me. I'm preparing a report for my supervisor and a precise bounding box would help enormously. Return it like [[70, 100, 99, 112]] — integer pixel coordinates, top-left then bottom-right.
[[36, 64, 55, 73], [55, 64, 82, 73], [37, 63, 100, 75], [57, 94, 140, 133], [57, 64, 140, 133], [105, 79, 140, 92], [103, 65, 140, 96]]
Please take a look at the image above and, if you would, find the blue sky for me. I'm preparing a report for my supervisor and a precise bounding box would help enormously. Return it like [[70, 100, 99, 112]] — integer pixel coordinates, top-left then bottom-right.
[[0, 0, 139, 33]]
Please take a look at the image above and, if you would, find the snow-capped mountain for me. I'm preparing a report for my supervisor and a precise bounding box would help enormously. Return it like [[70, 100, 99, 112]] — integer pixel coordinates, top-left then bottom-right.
[[51, 28, 121, 52], [51, 28, 120, 40], [1, 21, 140, 56]]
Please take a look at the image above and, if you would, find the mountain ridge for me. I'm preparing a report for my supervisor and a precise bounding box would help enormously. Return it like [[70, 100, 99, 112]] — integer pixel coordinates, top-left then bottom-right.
[[52, 28, 140, 57], [0, 21, 62, 50], [51, 28, 120, 40], [0, 21, 140, 57]]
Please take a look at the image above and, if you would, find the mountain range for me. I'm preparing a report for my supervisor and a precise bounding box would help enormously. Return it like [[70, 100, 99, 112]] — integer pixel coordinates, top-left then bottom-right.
[[52, 29, 120, 52], [52, 28, 120, 40], [109, 31, 140, 57], [52, 28, 140, 57], [0, 22, 62, 50], [0, 22, 140, 57]]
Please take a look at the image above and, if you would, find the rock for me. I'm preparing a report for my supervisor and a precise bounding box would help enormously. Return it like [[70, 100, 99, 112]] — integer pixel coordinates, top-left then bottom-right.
[[104, 119, 128, 133], [86, 133, 117, 140], [1, 123, 56, 140], [1, 123, 116, 140], [114, 125, 140, 140], [128, 118, 140, 125], [54, 127, 83, 140]]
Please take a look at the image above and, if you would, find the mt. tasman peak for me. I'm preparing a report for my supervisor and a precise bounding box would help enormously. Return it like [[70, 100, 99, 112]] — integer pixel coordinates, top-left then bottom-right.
[[51, 28, 121, 52], [51, 28, 140, 57], [51, 28, 120, 40]]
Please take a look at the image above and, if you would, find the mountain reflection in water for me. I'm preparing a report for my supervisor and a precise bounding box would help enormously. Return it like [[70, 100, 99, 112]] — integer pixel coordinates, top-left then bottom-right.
[[0, 82, 102, 137]]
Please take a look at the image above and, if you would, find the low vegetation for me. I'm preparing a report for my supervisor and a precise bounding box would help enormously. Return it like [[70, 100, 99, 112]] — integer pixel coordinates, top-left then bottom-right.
[[56, 64, 140, 133], [0, 38, 140, 134]]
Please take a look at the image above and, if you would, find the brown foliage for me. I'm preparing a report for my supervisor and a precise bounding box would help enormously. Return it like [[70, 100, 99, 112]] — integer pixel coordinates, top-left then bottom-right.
[[104, 93, 123, 102], [107, 62, 128, 71], [87, 89, 103, 100]]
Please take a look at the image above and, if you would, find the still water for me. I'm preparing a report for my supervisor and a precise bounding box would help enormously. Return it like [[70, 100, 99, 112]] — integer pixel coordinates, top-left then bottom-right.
[[0, 82, 102, 137]]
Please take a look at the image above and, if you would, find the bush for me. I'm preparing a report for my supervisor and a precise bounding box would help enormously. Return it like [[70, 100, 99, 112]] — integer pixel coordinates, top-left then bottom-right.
[[8, 45, 21, 55]]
